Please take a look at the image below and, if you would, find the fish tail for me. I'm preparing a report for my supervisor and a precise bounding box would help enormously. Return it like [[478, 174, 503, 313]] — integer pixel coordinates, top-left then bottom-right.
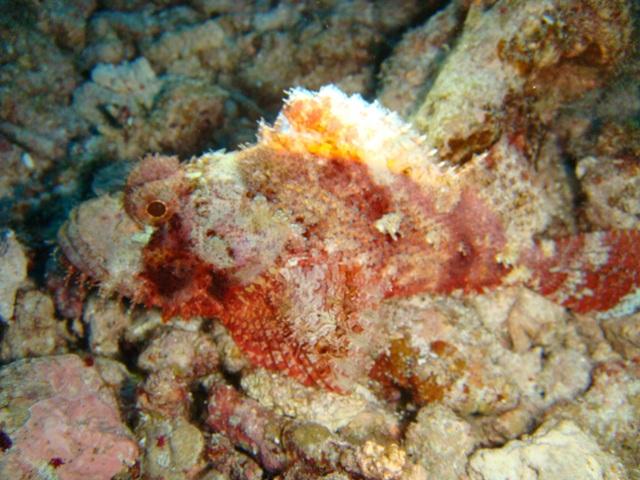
[[522, 230, 640, 317]]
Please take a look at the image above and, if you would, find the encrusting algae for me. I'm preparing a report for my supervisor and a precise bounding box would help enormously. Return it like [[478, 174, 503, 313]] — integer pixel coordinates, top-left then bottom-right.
[[55, 85, 640, 391]]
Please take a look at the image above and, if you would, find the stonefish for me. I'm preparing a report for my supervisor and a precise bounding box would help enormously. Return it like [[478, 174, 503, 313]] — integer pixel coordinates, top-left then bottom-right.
[[57, 86, 640, 391]]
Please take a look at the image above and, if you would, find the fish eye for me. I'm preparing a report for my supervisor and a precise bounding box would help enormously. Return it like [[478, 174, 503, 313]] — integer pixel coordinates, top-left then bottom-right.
[[146, 200, 167, 218]]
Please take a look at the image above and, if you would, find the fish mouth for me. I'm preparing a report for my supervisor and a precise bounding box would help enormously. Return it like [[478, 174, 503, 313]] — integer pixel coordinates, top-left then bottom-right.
[[57, 193, 148, 298]]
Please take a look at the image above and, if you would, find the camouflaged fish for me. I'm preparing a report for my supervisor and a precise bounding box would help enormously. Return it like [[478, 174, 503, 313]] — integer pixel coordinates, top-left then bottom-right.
[[57, 86, 640, 390]]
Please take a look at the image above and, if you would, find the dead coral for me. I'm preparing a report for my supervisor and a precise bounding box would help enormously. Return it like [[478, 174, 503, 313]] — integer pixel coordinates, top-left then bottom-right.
[[410, 0, 633, 164], [378, 0, 467, 117], [136, 415, 206, 480], [469, 419, 628, 480], [0, 288, 68, 361], [0, 355, 138, 480], [1, 1, 639, 478], [0, 230, 28, 321], [206, 383, 425, 479]]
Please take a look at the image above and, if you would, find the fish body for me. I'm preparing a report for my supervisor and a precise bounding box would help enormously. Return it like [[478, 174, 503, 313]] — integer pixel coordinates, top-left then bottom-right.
[[57, 86, 640, 389]]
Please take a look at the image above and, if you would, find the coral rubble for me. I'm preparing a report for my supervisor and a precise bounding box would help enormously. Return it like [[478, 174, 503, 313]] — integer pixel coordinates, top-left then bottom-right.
[[0, 355, 138, 480], [0, 0, 639, 478]]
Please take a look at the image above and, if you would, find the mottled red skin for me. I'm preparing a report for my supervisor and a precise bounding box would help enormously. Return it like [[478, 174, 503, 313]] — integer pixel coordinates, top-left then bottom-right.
[[522, 231, 640, 313], [57, 89, 640, 391], [127, 158, 342, 385], [138, 215, 226, 320], [386, 186, 511, 298], [125, 152, 515, 389], [78, 150, 640, 390]]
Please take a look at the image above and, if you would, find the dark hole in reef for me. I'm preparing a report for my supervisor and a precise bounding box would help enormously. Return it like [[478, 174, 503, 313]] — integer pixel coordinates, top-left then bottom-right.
[[397, 388, 420, 428], [189, 380, 209, 425], [146, 200, 167, 218], [0, 430, 12, 452]]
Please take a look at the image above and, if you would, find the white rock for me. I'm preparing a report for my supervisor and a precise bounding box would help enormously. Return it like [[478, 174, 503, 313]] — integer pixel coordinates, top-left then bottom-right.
[[0, 230, 28, 322], [468, 420, 627, 480]]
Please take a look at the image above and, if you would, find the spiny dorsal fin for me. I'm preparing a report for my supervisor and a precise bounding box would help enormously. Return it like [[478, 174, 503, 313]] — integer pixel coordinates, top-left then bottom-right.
[[257, 85, 456, 193]]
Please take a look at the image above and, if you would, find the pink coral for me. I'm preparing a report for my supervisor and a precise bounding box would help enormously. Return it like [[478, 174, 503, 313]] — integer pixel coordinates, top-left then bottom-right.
[[0, 355, 138, 480]]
